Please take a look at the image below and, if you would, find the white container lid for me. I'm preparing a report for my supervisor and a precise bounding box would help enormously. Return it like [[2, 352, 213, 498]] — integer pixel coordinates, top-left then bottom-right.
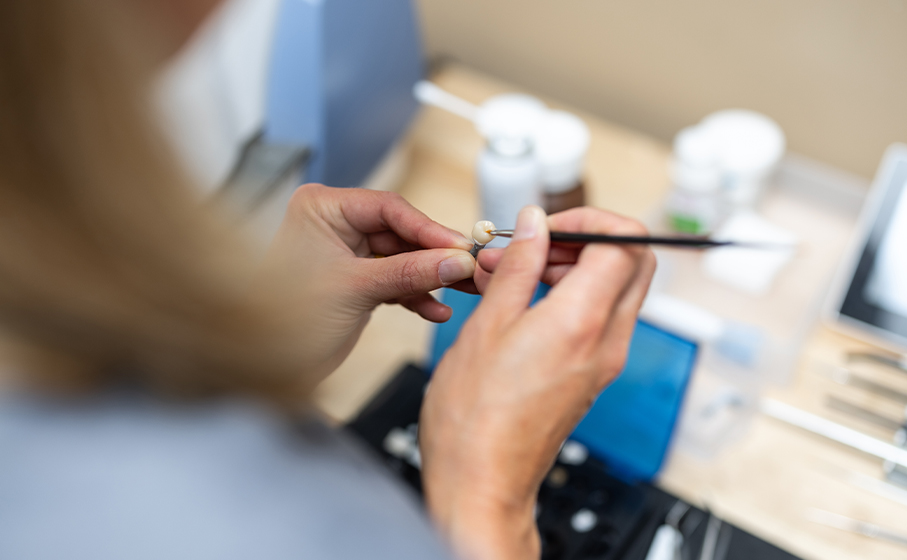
[[475, 94, 547, 141], [533, 110, 591, 194], [700, 110, 786, 176], [671, 126, 721, 193]]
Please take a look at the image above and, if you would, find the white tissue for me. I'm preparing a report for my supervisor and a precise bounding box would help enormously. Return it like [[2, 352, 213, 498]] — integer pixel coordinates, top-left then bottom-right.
[[702, 212, 798, 295]]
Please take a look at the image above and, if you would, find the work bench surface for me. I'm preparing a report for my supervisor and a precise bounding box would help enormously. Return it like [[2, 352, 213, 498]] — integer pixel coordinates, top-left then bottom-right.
[[313, 64, 907, 560]]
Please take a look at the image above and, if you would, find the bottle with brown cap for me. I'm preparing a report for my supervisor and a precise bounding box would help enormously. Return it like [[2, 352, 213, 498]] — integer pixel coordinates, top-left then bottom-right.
[[534, 110, 591, 214]]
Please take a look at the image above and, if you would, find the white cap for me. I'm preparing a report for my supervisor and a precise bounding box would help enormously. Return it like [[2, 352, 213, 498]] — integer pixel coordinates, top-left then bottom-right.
[[671, 126, 721, 193], [700, 110, 785, 176], [699, 110, 785, 205], [533, 110, 591, 193], [488, 136, 532, 158], [475, 94, 546, 142]]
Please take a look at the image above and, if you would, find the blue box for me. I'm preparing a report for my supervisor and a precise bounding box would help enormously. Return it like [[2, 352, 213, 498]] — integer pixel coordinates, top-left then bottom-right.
[[428, 287, 698, 481]]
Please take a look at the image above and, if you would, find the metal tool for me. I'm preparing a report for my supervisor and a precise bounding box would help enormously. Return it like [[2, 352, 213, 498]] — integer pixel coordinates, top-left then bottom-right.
[[807, 509, 907, 547], [698, 510, 727, 560], [817, 462, 907, 508], [826, 396, 905, 432], [848, 352, 907, 375], [486, 230, 790, 249], [644, 500, 690, 560], [823, 396, 907, 491], [819, 364, 907, 404], [761, 399, 907, 469]]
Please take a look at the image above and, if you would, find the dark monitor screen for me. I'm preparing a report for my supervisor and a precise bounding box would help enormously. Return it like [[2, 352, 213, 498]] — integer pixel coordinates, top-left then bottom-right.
[[836, 149, 907, 349]]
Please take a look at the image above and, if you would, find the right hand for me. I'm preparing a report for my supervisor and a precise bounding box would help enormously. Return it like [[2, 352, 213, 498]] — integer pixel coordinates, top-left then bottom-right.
[[419, 205, 656, 560]]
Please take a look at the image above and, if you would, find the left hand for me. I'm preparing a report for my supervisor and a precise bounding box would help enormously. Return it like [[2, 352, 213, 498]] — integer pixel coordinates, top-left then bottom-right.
[[261, 184, 477, 380]]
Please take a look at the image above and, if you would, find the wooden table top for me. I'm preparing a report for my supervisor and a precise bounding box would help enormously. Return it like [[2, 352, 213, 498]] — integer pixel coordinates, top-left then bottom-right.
[[313, 64, 907, 560]]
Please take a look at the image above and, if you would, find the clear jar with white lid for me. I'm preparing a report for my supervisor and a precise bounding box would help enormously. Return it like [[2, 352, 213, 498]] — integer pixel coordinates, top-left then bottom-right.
[[666, 126, 722, 235]]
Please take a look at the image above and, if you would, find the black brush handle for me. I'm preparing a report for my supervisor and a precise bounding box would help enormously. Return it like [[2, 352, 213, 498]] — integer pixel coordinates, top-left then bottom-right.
[[548, 232, 734, 248], [487, 230, 787, 249]]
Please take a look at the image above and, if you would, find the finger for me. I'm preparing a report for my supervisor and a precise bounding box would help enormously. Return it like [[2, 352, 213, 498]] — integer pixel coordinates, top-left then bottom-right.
[[338, 188, 473, 251], [473, 206, 549, 322], [367, 231, 420, 257], [477, 248, 580, 289], [446, 278, 480, 295], [536, 209, 650, 336], [611, 247, 657, 323], [546, 206, 637, 234], [477, 255, 573, 290], [538, 264, 576, 287], [473, 264, 493, 294], [358, 248, 476, 303], [476, 245, 581, 272], [544, 242, 645, 319], [395, 293, 453, 323], [590, 250, 657, 387]]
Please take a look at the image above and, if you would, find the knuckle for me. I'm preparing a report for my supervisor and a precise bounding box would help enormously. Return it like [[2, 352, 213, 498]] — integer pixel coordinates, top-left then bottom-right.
[[379, 191, 406, 207], [287, 183, 324, 210], [392, 258, 423, 296], [292, 182, 324, 198], [630, 219, 649, 236], [558, 308, 603, 345], [619, 218, 649, 236], [602, 352, 629, 378], [553, 206, 588, 220]]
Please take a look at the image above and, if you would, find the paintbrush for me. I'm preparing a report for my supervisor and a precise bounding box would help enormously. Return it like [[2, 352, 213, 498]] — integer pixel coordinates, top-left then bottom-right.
[[467, 221, 791, 257], [487, 230, 788, 249]]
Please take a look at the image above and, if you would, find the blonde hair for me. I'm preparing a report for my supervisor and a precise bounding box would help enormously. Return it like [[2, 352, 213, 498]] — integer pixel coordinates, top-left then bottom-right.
[[0, 0, 309, 401]]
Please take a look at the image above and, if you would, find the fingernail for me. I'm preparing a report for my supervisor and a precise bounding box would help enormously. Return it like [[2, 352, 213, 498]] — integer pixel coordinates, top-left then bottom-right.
[[439, 253, 476, 285], [512, 206, 544, 241], [452, 231, 473, 250]]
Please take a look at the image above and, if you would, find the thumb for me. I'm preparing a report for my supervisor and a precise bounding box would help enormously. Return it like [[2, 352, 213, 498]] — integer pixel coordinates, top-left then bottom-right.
[[358, 248, 476, 304], [474, 205, 550, 321]]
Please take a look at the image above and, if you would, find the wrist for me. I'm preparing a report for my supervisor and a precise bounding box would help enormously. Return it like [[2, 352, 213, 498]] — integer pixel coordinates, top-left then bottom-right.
[[422, 444, 541, 560], [427, 490, 540, 560]]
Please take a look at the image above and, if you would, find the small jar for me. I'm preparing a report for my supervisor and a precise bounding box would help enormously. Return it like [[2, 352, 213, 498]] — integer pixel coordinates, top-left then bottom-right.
[[666, 127, 722, 235], [534, 111, 591, 214]]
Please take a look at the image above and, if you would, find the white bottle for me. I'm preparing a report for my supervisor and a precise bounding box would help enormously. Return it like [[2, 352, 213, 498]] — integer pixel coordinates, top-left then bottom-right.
[[666, 126, 722, 235], [474, 94, 545, 244], [477, 135, 540, 240]]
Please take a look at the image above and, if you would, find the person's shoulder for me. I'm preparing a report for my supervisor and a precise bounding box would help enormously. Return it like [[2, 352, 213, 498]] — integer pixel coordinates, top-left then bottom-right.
[[0, 392, 453, 560]]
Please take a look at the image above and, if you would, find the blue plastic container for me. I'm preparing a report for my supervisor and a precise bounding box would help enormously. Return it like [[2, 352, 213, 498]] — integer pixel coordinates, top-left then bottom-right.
[[428, 286, 698, 481]]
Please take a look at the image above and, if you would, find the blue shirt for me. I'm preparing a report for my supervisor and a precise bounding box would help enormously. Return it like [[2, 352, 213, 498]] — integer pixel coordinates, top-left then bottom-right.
[[0, 393, 453, 560]]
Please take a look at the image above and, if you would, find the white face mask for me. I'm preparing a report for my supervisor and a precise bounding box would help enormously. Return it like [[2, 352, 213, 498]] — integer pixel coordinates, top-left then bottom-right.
[[154, 0, 281, 193]]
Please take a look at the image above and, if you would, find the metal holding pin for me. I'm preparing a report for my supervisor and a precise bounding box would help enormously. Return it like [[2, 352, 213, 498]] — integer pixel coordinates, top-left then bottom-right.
[[469, 220, 496, 257], [467, 220, 792, 257]]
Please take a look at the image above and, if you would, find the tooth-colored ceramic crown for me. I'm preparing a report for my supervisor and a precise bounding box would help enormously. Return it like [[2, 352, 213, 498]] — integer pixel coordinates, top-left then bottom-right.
[[471, 221, 496, 245]]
